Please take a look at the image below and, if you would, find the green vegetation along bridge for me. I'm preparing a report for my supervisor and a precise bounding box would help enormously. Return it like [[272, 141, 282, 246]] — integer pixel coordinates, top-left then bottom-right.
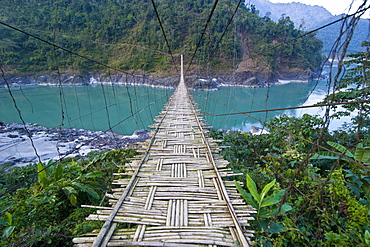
[[72, 56, 255, 246]]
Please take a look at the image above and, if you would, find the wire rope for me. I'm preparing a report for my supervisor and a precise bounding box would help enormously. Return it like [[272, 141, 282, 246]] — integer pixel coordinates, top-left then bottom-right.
[[206, 95, 368, 169], [246, 5, 370, 60], [150, 0, 178, 70], [205, 99, 370, 116], [0, 67, 42, 164], [0, 92, 170, 198], [1, 0, 369, 203], [186, 0, 220, 74], [205, 0, 244, 66]]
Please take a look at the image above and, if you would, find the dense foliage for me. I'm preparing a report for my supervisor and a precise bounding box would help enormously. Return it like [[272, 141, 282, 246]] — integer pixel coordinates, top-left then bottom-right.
[[209, 49, 370, 246], [321, 41, 370, 140], [211, 113, 369, 246], [0, 149, 137, 246], [0, 0, 323, 75]]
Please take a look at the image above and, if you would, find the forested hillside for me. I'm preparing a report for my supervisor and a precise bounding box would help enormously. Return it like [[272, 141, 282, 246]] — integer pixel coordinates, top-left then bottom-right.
[[0, 0, 323, 80], [315, 16, 369, 54], [252, 0, 333, 29], [251, 0, 368, 54]]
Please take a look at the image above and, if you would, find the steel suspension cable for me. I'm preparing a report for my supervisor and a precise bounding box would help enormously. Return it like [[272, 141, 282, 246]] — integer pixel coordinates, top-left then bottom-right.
[[204, 99, 370, 116], [208, 96, 368, 170], [246, 5, 370, 60], [0, 67, 42, 164], [150, 0, 178, 69], [186, 0, 220, 74], [205, 0, 244, 66], [0, 93, 170, 199]]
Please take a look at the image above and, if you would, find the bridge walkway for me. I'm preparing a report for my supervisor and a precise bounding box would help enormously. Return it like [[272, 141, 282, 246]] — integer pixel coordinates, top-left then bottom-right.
[[73, 57, 256, 246]]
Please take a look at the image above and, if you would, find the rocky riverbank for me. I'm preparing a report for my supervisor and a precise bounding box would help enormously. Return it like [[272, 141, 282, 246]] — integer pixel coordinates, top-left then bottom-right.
[[0, 123, 150, 167], [0, 72, 179, 89], [0, 69, 317, 91]]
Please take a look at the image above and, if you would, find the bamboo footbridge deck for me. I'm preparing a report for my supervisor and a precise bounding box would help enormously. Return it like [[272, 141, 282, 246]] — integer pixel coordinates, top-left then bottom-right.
[[73, 56, 256, 246]]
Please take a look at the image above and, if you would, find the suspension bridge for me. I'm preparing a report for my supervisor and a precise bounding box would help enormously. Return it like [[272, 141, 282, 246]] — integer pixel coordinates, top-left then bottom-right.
[[72, 56, 256, 246]]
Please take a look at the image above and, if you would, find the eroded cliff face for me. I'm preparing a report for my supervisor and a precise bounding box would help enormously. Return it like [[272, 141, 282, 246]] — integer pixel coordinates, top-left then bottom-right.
[[236, 57, 314, 84], [237, 58, 313, 82], [235, 29, 317, 85], [236, 56, 276, 85]]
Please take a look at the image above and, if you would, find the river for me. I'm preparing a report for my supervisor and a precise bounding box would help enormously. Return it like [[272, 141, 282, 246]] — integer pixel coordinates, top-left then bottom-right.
[[0, 78, 349, 135], [0, 84, 172, 135], [192, 79, 347, 132]]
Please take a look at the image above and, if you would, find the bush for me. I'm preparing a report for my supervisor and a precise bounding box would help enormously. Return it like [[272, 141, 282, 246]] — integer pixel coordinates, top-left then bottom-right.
[[0, 149, 136, 246]]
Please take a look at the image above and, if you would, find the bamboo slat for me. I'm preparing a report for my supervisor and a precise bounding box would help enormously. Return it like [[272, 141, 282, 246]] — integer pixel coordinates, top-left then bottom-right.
[[73, 57, 254, 246]]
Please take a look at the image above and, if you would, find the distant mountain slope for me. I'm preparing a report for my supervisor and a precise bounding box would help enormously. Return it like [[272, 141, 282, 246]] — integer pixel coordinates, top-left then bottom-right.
[[251, 0, 333, 29], [314, 16, 369, 54], [250, 0, 369, 53]]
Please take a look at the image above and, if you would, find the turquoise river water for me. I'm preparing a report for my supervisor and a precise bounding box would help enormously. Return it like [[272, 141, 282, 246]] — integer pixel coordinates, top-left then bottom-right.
[[0, 79, 349, 135]]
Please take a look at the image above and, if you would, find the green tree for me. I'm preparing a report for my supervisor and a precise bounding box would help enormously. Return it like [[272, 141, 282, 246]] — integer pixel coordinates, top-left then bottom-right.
[[322, 41, 370, 140], [0, 0, 323, 74]]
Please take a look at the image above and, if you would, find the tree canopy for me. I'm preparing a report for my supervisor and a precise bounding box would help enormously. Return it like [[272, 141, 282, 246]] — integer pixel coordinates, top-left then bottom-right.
[[0, 0, 323, 75]]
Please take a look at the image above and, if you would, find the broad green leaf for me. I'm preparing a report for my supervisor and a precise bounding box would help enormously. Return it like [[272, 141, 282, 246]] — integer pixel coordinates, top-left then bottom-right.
[[347, 183, 360, 197], [46, 159, 54, 166], [84, 171, 105, 178], [365, 230, 370, 245], [5, 212, 12, 226], [69, 194, 78, 206], [246, 174, 260, 202], [349, 174, 363, 187], [270, 203, 292, 216], [310, 151, 352, 162], [54, 163, 64, 181], [261, 190, 285, 208], [63, 186, 78, 196], [260, 179, 276, 203], [327, 141, 353, 158], [72, 182, 99, 199], [258, 208, 274, 218], [266, 222, 285, 233], [234, 181, 258, 209], [37, 162, 48, 186], [357, 143, 363, 149], [280, 204, 292, 214], [354, 144, 370, 163], [40, 177, 50, 188], [310, 152, 341, 160], [36, 229, 42, 238], [0, 205, 11, 214], [2, 226, 15, 239]]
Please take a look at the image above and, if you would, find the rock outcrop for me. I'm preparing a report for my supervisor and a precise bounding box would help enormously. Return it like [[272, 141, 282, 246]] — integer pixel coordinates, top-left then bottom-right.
[[0, 72, 179, 89], [0, 123, 150, 166], [1, 66, 316, 91]]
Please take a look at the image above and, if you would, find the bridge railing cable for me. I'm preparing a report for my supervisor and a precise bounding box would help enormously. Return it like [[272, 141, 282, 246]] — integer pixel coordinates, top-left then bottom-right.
[[150, 0, 179, 72], [0, 67, 42, 164], [186, 0, 220, 74], [0, 92, 169, 199]]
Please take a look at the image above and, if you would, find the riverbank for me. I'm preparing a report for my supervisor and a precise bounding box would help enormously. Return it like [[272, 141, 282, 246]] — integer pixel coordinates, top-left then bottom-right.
[[0, 70, 316, 91], [0, 72, 179, 89], [0, 123, 150, 167], [0, 122, 270, 167]]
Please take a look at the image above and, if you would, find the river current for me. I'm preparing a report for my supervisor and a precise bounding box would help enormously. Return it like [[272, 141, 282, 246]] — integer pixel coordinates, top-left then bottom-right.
[[0, 78, 349, 135]]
